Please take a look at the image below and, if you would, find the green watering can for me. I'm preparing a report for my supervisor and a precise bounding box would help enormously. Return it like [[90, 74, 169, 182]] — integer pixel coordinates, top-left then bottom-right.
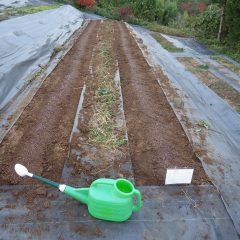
[[15, 164, 142, 222]]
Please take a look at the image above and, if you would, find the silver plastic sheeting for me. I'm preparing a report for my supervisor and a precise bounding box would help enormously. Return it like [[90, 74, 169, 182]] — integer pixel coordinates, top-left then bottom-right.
[[0, 0, 28, 9], [131, 25, 240, 235], [0, 5, 84, 111], [163, 34, 240, 92]]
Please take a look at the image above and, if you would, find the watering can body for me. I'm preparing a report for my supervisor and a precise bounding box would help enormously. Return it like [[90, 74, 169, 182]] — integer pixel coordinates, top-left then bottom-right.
[[64, 178, 142, 222]]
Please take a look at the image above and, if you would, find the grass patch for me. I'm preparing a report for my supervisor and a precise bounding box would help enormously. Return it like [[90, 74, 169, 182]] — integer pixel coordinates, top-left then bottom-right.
[[145, 22, 188, 37], [197, 64, 209, 70], [210, 56, 240, 75], [1, 5, 61, 17], [199, 37, 240, 64], [151, 33, 184, 52], [210, 81, 240, 113], [178, 57, 240, 113], [50, 44, 63, 59], [178, 57, 218, 85], [89, 22, 127, 149], [84, 6, 188, 37], [92, 6, 120, 21]]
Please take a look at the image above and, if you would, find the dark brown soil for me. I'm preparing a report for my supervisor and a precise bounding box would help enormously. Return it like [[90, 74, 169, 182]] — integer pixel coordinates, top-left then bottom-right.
[[0, 21, 101, 184], [64, 21, 133, 186], [0, 20, 209, 187], [114, 23, 209, 185]]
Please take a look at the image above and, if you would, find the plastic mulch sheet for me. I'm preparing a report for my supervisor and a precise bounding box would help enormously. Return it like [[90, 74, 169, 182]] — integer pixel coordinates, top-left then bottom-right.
[[0, 185, 238, 239], [132, 25, 240, 234], [0, 5, 84, 111]]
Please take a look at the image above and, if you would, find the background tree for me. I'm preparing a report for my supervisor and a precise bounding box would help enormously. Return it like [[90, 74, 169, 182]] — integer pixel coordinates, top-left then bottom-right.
[[133, 0, 157, 22], [225, 0, 240, 42], [213, 0, 228, 41]]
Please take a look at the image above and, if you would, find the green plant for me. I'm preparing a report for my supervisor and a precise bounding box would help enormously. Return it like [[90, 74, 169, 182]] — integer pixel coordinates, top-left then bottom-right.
[[93, 6, 120, 20], [133, 0, 157, 22], [151, 33, 184, 52], [156, 0, 178, 25], [186, 4, 221, 38], [88, 22, 127, 149], [1, 5, 61, 16], [198, 64, 209, 70], [197, 120, 210, 129], [210, 56, 240, 74]]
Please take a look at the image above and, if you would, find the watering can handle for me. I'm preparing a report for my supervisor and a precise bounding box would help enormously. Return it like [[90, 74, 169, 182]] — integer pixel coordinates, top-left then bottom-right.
[[132, 189, 142, 212]]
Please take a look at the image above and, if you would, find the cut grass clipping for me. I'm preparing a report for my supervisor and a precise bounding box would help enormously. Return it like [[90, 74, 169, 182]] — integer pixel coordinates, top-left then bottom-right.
[[89, 22, 126, 149], [151, 33, 184, 52]]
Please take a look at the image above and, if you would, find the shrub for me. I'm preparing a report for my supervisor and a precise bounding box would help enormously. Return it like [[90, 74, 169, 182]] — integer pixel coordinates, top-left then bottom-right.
[[181, 3, 193, 14], [118, 5, 133, 20], [93, 6, 120, 20], [133, 0, 156, 22], [76, 0, 96, 8], [197, 3, 207, 13], [186, 4, 221, 37]]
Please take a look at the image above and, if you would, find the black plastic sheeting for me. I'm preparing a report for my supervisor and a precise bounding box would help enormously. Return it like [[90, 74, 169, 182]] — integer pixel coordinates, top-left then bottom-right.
[[0, 185, 238, 239], [131, 25, 240, 235]]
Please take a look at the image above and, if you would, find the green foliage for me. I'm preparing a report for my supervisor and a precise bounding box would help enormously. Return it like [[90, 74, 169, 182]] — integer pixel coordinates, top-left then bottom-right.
[[186, 4, 221, 37], [197, 64, 209, 70], [183, 10, 189, 21], [1, 4, 61, 16], [178, 0, 211, 3], [225, 0, 240, 42], [146, 22, 188, 37], [132, 0, 178, 25], [133, 0, 156, 22], [96, 0, 178, 26], [86, 0, 240, 63], [200, 37, 240, 63], [156, 0, 178, 25], [211, 55, 240, 74], [93, 6, 120, 20], [151, 33, 184, 52]]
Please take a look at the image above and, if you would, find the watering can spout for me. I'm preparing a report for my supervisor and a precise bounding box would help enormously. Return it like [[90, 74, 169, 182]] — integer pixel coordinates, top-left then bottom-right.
[[59, 184, 89, 205]]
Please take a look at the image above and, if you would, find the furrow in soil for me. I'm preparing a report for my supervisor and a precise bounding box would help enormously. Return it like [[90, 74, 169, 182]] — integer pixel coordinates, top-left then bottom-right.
[[0, 21, 101, 184], [114, 22, 209, 185]]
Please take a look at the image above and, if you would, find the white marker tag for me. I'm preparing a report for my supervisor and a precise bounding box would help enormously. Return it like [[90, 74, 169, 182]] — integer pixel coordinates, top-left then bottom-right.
[[165, 168, 194, 185]]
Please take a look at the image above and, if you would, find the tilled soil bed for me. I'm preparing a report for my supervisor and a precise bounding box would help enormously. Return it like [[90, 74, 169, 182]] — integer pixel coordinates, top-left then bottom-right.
[[0, 21, 101, 184], [0, 20, 209, 187], [63, 21, 134, 187], [114, 23, 209, 185]]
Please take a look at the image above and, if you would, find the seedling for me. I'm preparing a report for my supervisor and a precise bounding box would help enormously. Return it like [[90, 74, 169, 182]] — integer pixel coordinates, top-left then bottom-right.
[[197, 120, 210, 129]]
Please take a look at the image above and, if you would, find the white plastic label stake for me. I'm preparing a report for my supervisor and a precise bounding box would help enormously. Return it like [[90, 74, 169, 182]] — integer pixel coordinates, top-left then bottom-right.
[[165, 168, 194, 185]]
